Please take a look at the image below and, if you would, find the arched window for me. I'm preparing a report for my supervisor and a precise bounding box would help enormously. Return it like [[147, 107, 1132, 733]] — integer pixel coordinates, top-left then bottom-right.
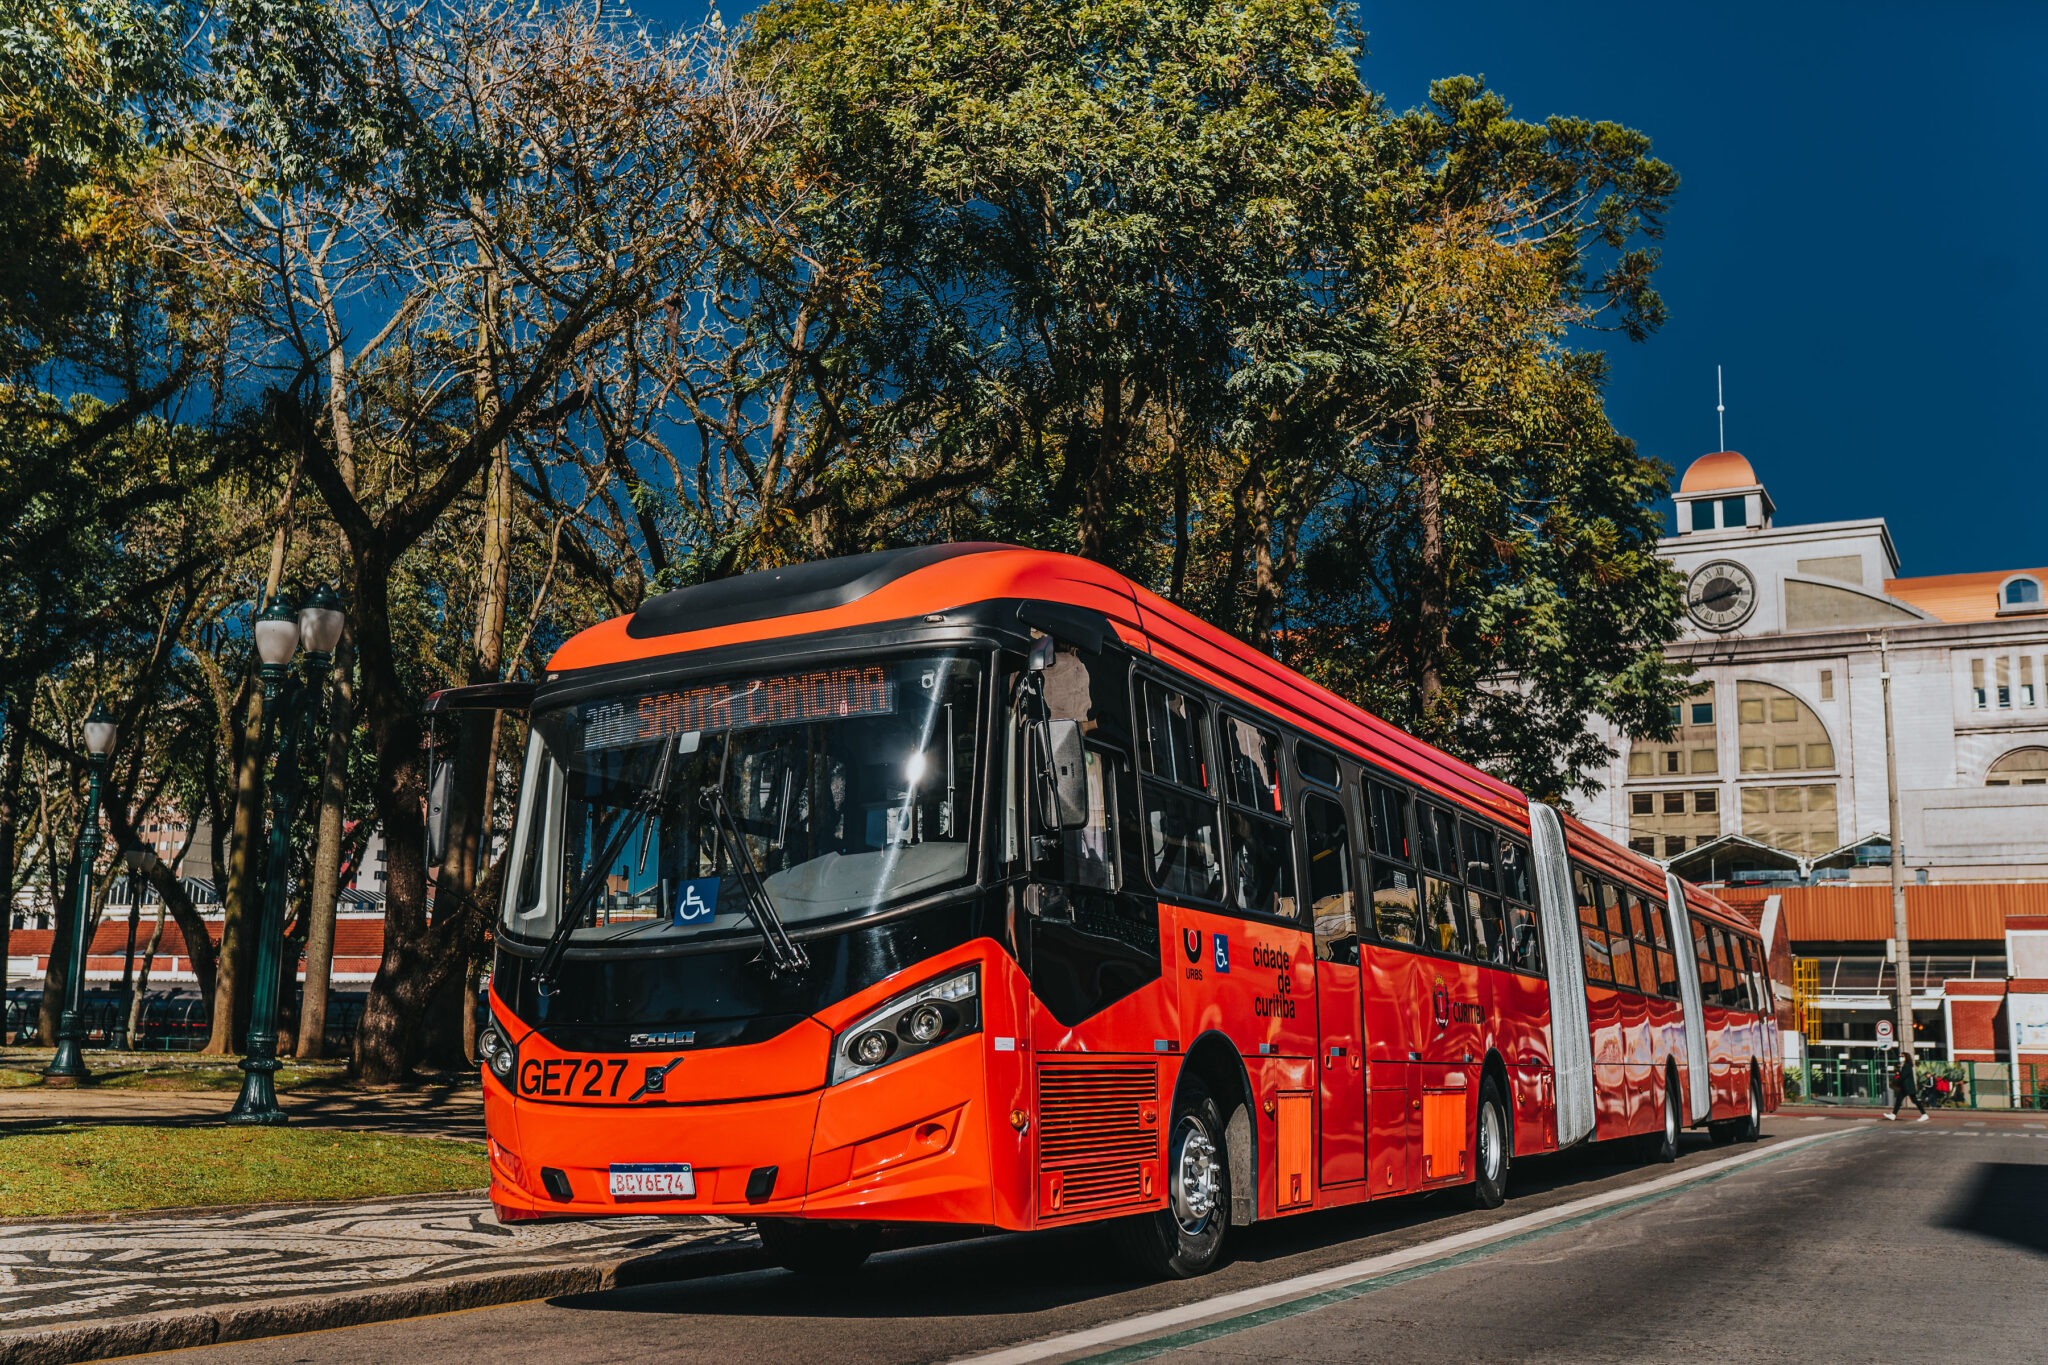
[[1736, 682, 1835, 773], [2003, 576, 2043, 608], [1987, 748, 2048, 787]]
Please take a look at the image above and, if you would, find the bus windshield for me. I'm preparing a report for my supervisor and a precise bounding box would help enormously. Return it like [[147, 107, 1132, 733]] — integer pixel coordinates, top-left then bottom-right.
[[501, 653, 986, 952]]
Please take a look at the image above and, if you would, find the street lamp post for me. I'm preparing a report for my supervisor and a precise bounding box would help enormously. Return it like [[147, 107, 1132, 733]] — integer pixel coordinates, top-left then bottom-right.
[[228, 586, 345, 1125], [42, 704, 118, 1083]]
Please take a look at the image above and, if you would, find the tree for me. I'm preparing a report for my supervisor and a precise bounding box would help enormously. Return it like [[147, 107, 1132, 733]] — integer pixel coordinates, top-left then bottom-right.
[[165, 0, 766, 1079]]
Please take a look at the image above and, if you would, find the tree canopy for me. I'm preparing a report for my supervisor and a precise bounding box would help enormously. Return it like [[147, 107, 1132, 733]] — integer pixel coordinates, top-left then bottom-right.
[[2, 0, 1690, 1077]]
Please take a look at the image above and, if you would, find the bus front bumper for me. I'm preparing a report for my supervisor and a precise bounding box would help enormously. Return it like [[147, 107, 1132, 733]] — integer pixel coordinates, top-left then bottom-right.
[[485, 1028, 1010, 1228]]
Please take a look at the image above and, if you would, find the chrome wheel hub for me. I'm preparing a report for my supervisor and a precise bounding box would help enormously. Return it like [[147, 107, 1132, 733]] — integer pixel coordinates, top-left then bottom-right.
[[1479, 1102, 1503, 1182], [1171, 1117, 1220, 1231]]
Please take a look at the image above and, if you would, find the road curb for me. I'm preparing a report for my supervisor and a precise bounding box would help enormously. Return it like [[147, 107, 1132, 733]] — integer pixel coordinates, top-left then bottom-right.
[[0, 1230, 759, 1365]]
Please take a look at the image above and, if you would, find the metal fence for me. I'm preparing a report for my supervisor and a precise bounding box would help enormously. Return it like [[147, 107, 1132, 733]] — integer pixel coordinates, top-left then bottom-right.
[[3, 988, 365, 1056], [1790, 1058, 2048, 1110]]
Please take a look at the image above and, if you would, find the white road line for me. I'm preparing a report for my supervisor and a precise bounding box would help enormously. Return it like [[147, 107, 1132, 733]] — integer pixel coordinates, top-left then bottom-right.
[[958, 1131, 1846, 1365]]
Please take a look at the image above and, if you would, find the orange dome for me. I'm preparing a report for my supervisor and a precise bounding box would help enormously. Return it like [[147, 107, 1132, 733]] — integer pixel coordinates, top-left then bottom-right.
[[1678, 450, 1757, 494]]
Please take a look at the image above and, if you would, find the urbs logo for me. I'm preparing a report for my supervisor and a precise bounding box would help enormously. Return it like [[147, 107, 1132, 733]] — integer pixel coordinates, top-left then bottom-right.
[[1183, 927, 1203, 964]]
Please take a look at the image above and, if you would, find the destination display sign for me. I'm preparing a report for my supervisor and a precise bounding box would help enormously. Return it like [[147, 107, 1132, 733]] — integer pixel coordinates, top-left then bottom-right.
[[580, 665, 897, 750]]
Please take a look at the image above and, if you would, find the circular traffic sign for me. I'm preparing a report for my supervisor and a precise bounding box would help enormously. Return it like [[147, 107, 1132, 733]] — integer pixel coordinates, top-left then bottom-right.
[[1876, 1018, 1894, 1042]]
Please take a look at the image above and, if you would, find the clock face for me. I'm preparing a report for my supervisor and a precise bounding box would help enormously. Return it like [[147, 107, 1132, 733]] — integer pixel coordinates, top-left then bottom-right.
[[1686, 560, 1758, 631]]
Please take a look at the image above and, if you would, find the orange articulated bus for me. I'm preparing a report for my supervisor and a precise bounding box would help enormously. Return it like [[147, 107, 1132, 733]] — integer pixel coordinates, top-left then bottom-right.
[[438, 544, 1779, 1277]]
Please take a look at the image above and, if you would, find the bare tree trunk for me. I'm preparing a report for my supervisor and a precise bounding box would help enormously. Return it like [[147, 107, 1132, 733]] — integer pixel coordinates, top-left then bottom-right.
[[204, 477, 297, 1053], [296, 632, 353, 1060], [0, 686, 28, 1002], [1169, 425, 1189, 604], [128, 897, 165, 1044], [38, 850, 81, 1042], [1416, 451, 1449, 720], [1079, 369, 1122, 562]]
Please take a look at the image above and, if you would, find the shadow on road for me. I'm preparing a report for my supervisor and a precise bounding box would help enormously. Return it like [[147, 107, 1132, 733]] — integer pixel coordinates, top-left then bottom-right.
[[562, 1132, 1730, 1323], [1940, 1162, 2048, 1257]]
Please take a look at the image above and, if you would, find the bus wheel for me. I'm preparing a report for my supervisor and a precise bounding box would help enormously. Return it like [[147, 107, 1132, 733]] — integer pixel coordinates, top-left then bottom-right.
[[1707, 1120, 1736, 1146], [1642, 1079, 1679, 1164], [756, 1219, 877, 1276], [1738, 1075, 1762, 1143], [1465, 1077, 1509, 1208], [1114, 1075, 1229, 1278]]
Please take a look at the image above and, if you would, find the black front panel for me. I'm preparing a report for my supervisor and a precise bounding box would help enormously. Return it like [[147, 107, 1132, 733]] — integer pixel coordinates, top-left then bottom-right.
[[495, 896, 1005, 1051]]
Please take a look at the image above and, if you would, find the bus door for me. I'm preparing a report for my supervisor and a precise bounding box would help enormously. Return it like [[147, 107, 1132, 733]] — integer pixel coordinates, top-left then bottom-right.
[[1302, 789, 1364, 1188]]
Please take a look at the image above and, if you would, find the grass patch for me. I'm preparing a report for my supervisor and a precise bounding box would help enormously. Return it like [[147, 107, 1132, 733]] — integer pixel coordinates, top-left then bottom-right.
[[0, 1048, 354, 1093], [0, 1124, 486, 1218]]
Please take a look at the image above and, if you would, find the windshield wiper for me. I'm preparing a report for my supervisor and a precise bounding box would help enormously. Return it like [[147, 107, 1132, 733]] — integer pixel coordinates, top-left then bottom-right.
[[700, 778, 810, 976], [536, 736, 679, 990]]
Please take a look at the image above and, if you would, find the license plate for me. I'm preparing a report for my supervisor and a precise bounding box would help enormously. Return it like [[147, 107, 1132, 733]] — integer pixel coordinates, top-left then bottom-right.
[[609, 1163, 695, 1198]]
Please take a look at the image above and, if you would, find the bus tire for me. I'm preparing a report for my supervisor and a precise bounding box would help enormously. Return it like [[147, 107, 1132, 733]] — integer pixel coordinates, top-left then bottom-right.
[[1738, 1073, 1762, 1143], [1114, 1074, 1229, 1278], [756, 1219, 877, 1276], [1642, 1077, 1679, 1164], [1465, 1076, 1509, 1208]]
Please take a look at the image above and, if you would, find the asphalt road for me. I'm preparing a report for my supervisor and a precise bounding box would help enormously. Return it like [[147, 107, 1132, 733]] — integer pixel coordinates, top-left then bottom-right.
[[156, 1113, 2048, 1364]]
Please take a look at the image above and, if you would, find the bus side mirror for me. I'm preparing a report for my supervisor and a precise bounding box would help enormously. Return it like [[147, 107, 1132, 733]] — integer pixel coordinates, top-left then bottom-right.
[[1038, 719, 1089, 829]]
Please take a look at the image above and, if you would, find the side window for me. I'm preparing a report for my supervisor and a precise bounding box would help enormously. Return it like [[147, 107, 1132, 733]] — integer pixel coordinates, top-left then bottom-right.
[[1627, 891, 1658, 997], [1498, 838, 1532, 904], [1304, 793, 1358, 964], [1500, 838, 1542, 974], [1416, 802, 1458, 876], [1222, 715, 1285, 815], [1296, 742, 1340, 789], [1221, 715, 1295, 918], [1740, 936, 1766, 1014], [1135, 678, 1223, 903], [1575, 869, 1612, 984], [1064, 747, 1122, 892], [1367, 780, 1420, 946], [1603, 881, 1638, 990], [1710, 926, 1739, 1008], [1367, 779, 1412, 861], [1693, 921, 1717, 999], [1650, 895, 1679, 997], [1461, 822, 1505, 965], [1422, 873, 1467, 956]]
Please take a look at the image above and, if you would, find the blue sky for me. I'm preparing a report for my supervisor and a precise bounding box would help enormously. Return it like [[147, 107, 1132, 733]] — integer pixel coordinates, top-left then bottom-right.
[[644, 0, 2046, 576]]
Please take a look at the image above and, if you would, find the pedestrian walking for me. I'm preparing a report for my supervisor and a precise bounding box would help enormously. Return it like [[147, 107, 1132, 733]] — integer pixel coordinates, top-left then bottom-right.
[[1884, 1051, 1929, 1121]]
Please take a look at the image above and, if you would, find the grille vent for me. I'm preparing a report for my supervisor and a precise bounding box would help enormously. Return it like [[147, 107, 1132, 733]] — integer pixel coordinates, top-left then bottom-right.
[[1036, 1061, 1160, 1220]]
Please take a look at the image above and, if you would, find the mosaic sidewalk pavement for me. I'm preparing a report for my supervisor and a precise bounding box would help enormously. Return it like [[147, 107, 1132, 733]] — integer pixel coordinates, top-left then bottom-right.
[[0, 1193, 738, 1332]]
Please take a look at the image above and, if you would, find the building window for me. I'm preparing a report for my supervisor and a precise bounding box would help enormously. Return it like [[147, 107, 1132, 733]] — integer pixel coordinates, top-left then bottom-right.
[[1819, 668, 1834, 701], [1662, 792, 1686, 815], [1694, 789, 1718, 814], [1663, 835, 1687, 857], [1691, 500, 1715, 532], [1720, 496, 1747, 529], [1739, 783, 1839, 855], [2004, 576, 2043, 608], [1631, 688, 1716, 786], [1630, 836, 1656, 855], [2023, 657, 2037, 707], [1631, 792, 1654, 816], [1987, 748, 2048, 787], [1971, 658, 1987, 710], [1997, 657, 2012, 708], [1735, 681, 1836, 773]]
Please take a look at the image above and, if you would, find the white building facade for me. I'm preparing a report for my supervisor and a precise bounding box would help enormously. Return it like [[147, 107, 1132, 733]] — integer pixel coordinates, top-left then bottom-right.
[[1574, 450, 2048, 884]]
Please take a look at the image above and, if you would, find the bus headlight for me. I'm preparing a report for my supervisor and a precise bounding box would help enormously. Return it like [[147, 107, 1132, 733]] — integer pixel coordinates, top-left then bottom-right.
[[480, 1024, 516, 1083], [830, 967, 980, 1085]]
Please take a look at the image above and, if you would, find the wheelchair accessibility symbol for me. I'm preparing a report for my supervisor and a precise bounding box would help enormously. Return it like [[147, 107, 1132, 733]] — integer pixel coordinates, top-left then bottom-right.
[[674, 877, 721, 925]]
